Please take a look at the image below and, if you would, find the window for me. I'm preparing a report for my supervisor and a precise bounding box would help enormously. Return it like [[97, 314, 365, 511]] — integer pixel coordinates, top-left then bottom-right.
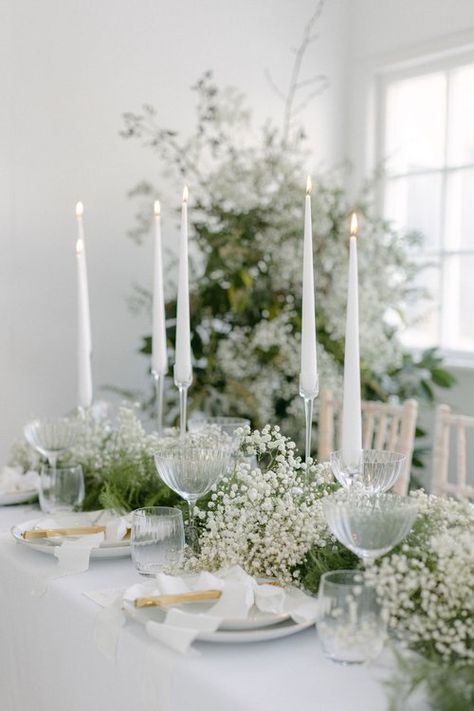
[[378, 55, 474, 359]]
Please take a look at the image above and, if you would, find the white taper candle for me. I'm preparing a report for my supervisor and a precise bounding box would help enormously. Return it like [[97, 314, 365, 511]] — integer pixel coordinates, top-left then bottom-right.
[[75, 202, 93, 410], [299, 176, 319, 398], [174, 186, 192, 385], [341, 212, 362, 468], [151, 200, 168, 376]]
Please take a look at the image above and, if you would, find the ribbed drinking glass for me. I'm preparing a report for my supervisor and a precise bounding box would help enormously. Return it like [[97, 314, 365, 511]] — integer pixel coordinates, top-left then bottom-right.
[[318, 570, 387, 664], [131, 507, 185, 576]]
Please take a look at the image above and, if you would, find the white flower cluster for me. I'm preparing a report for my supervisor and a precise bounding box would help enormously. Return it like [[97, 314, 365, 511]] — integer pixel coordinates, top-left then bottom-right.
[[365, 490, 474, 662], [191, 425, 334, 584], [9, 405, 160, 474], [11, 406, 245, 474], [216, 309, 341, 428], [66, 405, 159, 470]]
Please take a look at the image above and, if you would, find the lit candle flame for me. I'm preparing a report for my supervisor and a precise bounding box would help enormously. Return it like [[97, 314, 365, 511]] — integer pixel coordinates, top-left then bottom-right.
[[76, 238, 84, 255], [306, 176, 312, 195], [182, 185, 188, 203], [154, 200, 161, 217], [75, 202, 84, 218], [350, 212, 358, 237]]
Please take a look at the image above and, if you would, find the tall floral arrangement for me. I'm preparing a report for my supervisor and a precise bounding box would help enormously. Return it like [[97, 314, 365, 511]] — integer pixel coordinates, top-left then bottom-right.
[[120, 63, 453, 458]]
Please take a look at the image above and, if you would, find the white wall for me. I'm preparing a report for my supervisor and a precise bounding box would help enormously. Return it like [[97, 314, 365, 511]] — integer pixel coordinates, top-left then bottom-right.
[[0, 0, 349, 462]]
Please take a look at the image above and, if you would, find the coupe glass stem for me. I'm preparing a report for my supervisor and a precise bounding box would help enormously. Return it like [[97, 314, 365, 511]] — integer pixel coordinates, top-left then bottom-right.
[[152, 371, 165, 435], [178, 384, 188, 438], [186, 496, 199, 553], [48, 452, 58, 474], [303, 396, 314, 464]]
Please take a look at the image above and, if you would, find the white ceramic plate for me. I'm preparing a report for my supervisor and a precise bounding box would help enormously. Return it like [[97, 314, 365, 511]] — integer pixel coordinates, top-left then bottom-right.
[[198, 618, 315, 643], [0, 490, 38, 506], [123, 599, 314, 642], [11, 516, 131, 559]]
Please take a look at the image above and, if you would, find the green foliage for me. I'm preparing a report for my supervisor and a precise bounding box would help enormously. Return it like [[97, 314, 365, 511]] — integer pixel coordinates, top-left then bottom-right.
[[99, 454, 181, 512], [82, 453, 182, 513], [387, 652, 474, 711], [300, 541, 360, 593]]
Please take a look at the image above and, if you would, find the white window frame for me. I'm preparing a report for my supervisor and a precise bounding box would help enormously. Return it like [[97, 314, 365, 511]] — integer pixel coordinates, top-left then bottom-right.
[[374, 45, 474, 367]]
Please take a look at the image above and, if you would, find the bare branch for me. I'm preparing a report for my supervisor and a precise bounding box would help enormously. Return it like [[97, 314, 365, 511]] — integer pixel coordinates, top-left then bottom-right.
[[282, 0, 328, 144], [295, 74, 327, 89], [264, 68, 286, 103], [292, 79, 330, 117]]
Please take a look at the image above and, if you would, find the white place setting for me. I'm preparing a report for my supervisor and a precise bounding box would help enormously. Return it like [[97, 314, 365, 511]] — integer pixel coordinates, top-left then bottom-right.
[[0, 467, 39, 506]]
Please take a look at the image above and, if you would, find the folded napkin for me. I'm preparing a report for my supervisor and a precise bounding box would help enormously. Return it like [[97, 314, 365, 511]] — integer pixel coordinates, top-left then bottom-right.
[[29, 511, 130, 595], [121, 565, 319, 654], [0, 466, 39, 494]]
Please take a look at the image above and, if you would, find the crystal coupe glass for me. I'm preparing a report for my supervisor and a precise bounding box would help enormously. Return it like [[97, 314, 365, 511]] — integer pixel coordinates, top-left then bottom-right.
[[154, 444, 233, 552], [322, 490, 418, 563], [329, 449, 406, 494], [24, 417, 80, 470]]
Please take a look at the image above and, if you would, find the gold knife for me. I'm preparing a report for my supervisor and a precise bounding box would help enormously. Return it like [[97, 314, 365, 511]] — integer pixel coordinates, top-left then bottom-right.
[[22, 526, 131, 540], [134, 589, 222, 608]]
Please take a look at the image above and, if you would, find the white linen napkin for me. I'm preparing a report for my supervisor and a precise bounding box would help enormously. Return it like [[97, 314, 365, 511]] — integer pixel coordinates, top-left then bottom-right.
[[29, 512, 129, 595]]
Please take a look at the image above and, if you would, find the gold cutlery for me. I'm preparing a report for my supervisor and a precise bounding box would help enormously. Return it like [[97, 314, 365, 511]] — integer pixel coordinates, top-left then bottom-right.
[[134, 589, 222, 608], [22, 525, 131, 540]]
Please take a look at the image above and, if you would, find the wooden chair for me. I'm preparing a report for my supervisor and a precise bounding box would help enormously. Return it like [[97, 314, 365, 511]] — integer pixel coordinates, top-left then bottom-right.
[[432, 404, 474, 500], [318, 390, 418, 496]]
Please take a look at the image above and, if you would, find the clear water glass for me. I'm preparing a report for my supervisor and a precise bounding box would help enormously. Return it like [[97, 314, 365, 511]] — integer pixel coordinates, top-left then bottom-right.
[[131, 507, 185, 576], [39, 464, 85, 513], [24, 417, 80, 468], [330, 449, 406, 494], [154, 444, 233, 551], [322, 490, 418, 562], [318, 569, 387, 664]]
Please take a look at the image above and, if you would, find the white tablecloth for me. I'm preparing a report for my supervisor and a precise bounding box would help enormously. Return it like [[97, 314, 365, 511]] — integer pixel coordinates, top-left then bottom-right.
[[0, 504, 393, 711]]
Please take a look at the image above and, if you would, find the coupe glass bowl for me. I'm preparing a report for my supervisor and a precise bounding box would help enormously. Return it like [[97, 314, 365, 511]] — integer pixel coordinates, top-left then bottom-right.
[[322, 490, 418, 563], [24, 417, 80, 466], [329, 449, 406, 494]]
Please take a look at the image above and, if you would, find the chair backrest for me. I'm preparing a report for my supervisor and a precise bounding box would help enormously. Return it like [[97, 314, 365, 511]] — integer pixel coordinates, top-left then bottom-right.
[[432, 404, 474, 500], [318, 390, 418, 496]]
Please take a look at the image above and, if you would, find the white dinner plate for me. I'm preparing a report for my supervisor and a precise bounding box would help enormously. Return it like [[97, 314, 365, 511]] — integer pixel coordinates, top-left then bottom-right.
[[10, 516, 131, 559], [123, 599, 314, 642], [0, 490, 38, 506]]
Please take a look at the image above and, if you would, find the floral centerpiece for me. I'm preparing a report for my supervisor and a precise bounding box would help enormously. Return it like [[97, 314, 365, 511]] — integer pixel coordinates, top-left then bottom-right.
[[6, 404, 473, 709], [188, 425, 473, 710]]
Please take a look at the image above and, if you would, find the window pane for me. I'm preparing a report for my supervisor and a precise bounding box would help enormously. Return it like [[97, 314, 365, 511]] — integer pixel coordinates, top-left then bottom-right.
[[384, 72, 446, 174], [442, 255, 474, 351], [401, 260, 440, 348], [447, 63, 474, 166], [384, 174, 442, 251], [445, 169, 474, 251]]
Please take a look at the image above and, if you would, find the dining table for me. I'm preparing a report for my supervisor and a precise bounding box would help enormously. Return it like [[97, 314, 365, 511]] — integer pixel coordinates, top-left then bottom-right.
[[0, 503, 399, 711]]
